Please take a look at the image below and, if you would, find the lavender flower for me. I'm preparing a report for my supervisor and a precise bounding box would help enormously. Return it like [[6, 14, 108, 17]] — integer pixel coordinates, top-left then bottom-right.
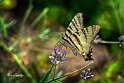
[[118, 35, 124, 48], [49, 48, 67, 64], [80, 68, 94, 80], [93, 35, 101, 44]]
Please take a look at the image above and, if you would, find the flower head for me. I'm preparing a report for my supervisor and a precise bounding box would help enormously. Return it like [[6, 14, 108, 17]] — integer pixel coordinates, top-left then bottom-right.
[[49, 48, 67, 64], [93, 35, 101, 44], [118, 35, 124, 48], [80, 68, 94, 80]]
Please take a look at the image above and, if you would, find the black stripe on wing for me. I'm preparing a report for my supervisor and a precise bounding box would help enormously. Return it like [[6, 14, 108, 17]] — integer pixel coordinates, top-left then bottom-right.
[[61, 37, 79, 56], [60, 32, 84, 56], [72, 32, 84, 51]]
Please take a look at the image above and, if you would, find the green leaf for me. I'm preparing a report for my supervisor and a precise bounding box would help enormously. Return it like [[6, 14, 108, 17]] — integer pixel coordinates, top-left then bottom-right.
[[40, 63, 54, 83]]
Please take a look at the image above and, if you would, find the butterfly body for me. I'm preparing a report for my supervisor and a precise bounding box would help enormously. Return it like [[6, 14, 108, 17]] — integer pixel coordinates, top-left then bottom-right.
[[55, 13, 100, 61]]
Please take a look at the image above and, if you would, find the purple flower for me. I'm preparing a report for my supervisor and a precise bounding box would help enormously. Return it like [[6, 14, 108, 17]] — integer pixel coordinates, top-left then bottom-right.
[[118, 35, 124, 48], [95, 35, 100, 39], [80, 68, 94, 80], [93, 35, 101, 44], [49, 48, 67, 64]]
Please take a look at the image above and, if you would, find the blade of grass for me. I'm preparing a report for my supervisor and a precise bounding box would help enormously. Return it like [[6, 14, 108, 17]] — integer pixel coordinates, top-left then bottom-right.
[[30, 7, 49, 29], [20, 0, 33, 30], [7, 19, 17, 28], [0, 42, 8, 51], [12, 54, 37, 83], [40, 63, 54, 83], [10, 0, 33, 50], [0, 16, 7, 37]]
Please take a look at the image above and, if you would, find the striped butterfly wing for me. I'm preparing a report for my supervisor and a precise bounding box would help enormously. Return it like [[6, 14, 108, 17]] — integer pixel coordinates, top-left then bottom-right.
[[55, 13, 83, 52]]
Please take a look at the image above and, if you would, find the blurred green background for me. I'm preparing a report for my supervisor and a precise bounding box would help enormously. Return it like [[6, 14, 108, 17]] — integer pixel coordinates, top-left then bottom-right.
[[0, 0, 124, 83]]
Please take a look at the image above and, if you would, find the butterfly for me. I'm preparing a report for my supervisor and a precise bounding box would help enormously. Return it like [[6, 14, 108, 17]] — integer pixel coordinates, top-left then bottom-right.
[[55, 13, 100, 61]]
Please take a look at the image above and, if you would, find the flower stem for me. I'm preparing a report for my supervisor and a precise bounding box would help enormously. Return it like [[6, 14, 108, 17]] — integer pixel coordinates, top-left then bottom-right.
[[99, 40, 120, 44], [53, 62, 57, 79], [46, 61, 94, 82]]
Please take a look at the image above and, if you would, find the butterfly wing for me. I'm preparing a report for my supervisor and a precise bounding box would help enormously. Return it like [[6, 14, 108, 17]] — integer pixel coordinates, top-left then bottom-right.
[[83, 25, 100, 44], [55, 13, 83, 50], [64, 13, 83, 38]]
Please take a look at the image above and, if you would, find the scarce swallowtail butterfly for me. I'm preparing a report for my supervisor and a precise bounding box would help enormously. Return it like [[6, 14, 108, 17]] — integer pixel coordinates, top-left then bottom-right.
[[55, 13, 100, 61]]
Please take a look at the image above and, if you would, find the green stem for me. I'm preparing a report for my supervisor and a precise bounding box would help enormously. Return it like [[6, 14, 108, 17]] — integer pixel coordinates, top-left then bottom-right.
[[53, 62, 57, 79], [99, 40, 120, 44], [40, 63, 55, 83], [46, 61, 94, 83]]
